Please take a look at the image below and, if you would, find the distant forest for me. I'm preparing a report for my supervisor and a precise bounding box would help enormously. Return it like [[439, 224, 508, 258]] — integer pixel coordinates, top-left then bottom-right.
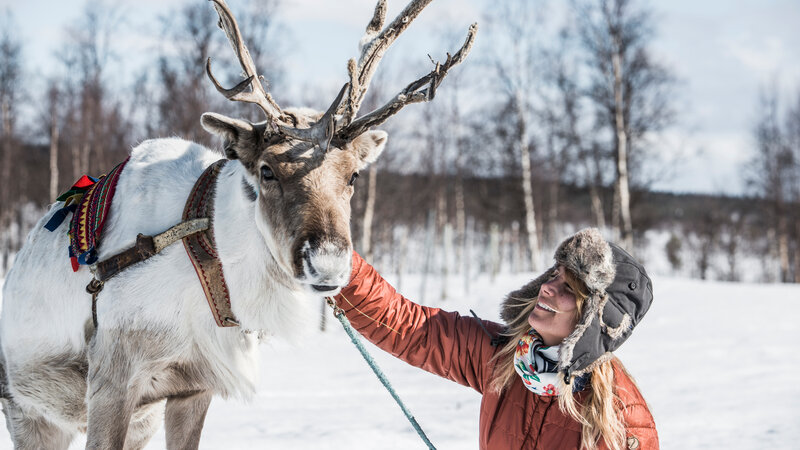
[[1, 0, 798, 283]]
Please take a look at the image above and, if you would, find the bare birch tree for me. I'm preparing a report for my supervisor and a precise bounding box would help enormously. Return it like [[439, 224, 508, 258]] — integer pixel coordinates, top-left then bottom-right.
[[154, 1, 221, 145], [45, 81, 61, 202], [577, 0, 676, 251], [786, 92, 800, 282], [485, 1, 546, 270], [72, 2, 122, 172], [50, 1, 131, 178], [0, 11, 24, 273], [356, 72, 391, 263], [151, 0, 283, 145], [747, 88, 797, 282], [540, 28, 588, 242]]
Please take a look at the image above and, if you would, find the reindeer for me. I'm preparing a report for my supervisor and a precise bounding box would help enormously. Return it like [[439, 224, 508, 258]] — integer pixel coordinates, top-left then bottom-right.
[[0, 1, 475, 448]]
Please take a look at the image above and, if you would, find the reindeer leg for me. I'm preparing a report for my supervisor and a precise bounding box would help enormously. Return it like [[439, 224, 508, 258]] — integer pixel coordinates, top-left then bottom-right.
[[124, 400, 166, 450], [165, 390, 213, 450], [85, 378, 134, 449], [85, 331, 137, 450], [1, 398, 74, 450]]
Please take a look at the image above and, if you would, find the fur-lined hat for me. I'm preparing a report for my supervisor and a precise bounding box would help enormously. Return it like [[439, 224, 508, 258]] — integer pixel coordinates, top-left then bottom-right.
[[500, 228, 653, 382]]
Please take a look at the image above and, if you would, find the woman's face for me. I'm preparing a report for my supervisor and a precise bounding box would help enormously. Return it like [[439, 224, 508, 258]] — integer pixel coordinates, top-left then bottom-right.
[[527, 266, 580, 346]]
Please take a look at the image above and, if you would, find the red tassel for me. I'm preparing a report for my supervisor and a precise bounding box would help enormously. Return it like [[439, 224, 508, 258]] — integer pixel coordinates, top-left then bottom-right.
[[71, 257, 79, 272], [73, 175, 96, 189]]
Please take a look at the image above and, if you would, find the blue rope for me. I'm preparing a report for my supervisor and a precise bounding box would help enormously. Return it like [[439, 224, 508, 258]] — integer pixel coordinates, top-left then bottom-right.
[[327, 298, 437, 450]]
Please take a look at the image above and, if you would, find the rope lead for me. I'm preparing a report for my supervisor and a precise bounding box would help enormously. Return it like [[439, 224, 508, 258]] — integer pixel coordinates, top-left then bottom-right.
[[326, 296, 437, 450]]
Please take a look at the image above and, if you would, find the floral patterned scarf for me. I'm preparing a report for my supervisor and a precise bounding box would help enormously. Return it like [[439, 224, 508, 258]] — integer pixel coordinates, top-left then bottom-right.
[[513, 329, 561, 396]]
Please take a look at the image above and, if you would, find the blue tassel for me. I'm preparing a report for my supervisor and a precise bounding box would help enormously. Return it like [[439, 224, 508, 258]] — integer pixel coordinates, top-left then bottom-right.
[[77, 248, 98, 266], [572, 373, 591, 393], [43, 204, 77, 232]]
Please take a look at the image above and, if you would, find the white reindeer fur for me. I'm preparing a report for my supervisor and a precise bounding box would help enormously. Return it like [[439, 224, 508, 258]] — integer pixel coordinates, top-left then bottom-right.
[[0, 138, 314, 436]]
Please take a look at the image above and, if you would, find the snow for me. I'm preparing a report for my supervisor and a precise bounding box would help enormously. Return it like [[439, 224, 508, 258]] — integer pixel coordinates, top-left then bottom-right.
[[1, 271, 799, 449]]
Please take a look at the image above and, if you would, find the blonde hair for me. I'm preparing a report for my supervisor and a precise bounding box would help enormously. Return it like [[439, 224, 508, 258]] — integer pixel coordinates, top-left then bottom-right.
[[490, 268, 626, 450]]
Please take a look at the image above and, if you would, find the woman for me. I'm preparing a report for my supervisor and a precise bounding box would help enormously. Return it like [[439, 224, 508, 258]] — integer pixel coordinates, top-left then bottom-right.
[[334, 228, 657, 449]]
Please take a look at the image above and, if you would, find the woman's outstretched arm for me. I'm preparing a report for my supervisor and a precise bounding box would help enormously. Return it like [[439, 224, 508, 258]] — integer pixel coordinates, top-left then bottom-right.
[[333, 252, 503, 393]]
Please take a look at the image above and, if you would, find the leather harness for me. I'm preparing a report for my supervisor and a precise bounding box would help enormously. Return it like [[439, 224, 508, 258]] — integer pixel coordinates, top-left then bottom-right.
[[88, 159, 238, 328]]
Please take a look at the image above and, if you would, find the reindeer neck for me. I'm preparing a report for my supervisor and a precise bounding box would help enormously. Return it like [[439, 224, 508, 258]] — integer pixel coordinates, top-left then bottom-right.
[[211, 161, 288, 284], [209, 161, 309, 332]]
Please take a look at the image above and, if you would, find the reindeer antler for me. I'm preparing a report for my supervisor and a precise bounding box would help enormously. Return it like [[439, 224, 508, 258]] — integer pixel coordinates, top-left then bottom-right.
[[332, 0, 477, 144], [335, 22, 477, 143], [206, 0, 285, 126], [207, 0, 477, 151]]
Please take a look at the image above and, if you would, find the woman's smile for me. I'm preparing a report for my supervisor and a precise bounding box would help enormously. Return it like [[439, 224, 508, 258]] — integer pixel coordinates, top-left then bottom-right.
[[535, 302, 558, 313]]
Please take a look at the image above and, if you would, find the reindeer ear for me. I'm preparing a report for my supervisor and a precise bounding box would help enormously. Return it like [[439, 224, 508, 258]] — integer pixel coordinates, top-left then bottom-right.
[[352, 130, 388, 167], [201, 113, 255, 160]]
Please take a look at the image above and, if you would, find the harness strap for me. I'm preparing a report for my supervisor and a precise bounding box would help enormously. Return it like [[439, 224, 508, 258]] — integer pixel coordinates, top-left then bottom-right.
[[88, 159, 237, 328], [181, 160, 238, 327], [93, 219, 210, 282]]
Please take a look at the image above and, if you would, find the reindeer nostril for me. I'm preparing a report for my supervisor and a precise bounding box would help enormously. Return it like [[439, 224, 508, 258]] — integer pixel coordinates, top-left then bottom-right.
[[311, 284, 338, 292]]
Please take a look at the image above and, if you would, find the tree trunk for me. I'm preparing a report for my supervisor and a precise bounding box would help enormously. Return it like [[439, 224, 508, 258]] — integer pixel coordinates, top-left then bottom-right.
[[511, 221, 522, 273], [1, 100, 10, 192], [612, 181, 620, 240], [81, 142, 91, 178], [443, 223, 452, 300], [725, 230, 738, 282], [766, 227, 779, 282], [589, 183, 606, 229], [777, 209, 790, 282], [455, 177, 466, 275], [521, 145, 541, 270], [464, 217, 473, 294], [794, 221, 800, 283], [612, 49, 633, 251], [71, 142, 81, 182], [1, 100, 12, 274], [13, 202, 25, 261], [794, 220, 800, 283], [548, 180, 559, 247], [436, 187, 448, 300], [489, 222, 501, 283], [361, 164, 378, 262], [515, 96, 541, 271], [419, 209, 436, 304], [49, 117, 60, 202], [395, 225, 407, 293]]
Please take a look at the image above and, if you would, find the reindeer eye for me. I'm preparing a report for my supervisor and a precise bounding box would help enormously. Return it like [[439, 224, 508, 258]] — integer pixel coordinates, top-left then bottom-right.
[[261, 166, 275, 181], [349, 172, 359, 186]]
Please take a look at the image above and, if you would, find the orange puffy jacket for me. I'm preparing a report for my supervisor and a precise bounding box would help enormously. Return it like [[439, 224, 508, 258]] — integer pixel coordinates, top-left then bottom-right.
[[334, 253, 658, 450]]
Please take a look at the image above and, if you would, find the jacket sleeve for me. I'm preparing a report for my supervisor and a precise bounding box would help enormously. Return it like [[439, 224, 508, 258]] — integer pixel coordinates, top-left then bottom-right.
[[333, 252, 501, 394]]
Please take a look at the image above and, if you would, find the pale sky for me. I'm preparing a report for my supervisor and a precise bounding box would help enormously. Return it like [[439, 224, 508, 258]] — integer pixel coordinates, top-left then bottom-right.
[[3, 0, 799, 195]]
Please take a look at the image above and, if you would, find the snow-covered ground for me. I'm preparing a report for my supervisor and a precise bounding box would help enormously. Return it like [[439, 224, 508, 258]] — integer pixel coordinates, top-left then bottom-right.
[[1, 271, 798, 449]]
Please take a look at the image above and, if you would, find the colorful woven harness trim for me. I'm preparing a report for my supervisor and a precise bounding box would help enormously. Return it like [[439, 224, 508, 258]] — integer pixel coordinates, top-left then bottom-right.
[[182, 159, 238, 328], [45, 157, 130, 272], [46, 157, 237, 329]]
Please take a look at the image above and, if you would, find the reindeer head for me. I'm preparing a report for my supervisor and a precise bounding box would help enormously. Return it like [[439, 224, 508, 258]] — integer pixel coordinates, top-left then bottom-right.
[[201, 109, 385, 293], [202, 0, 476, 294]]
